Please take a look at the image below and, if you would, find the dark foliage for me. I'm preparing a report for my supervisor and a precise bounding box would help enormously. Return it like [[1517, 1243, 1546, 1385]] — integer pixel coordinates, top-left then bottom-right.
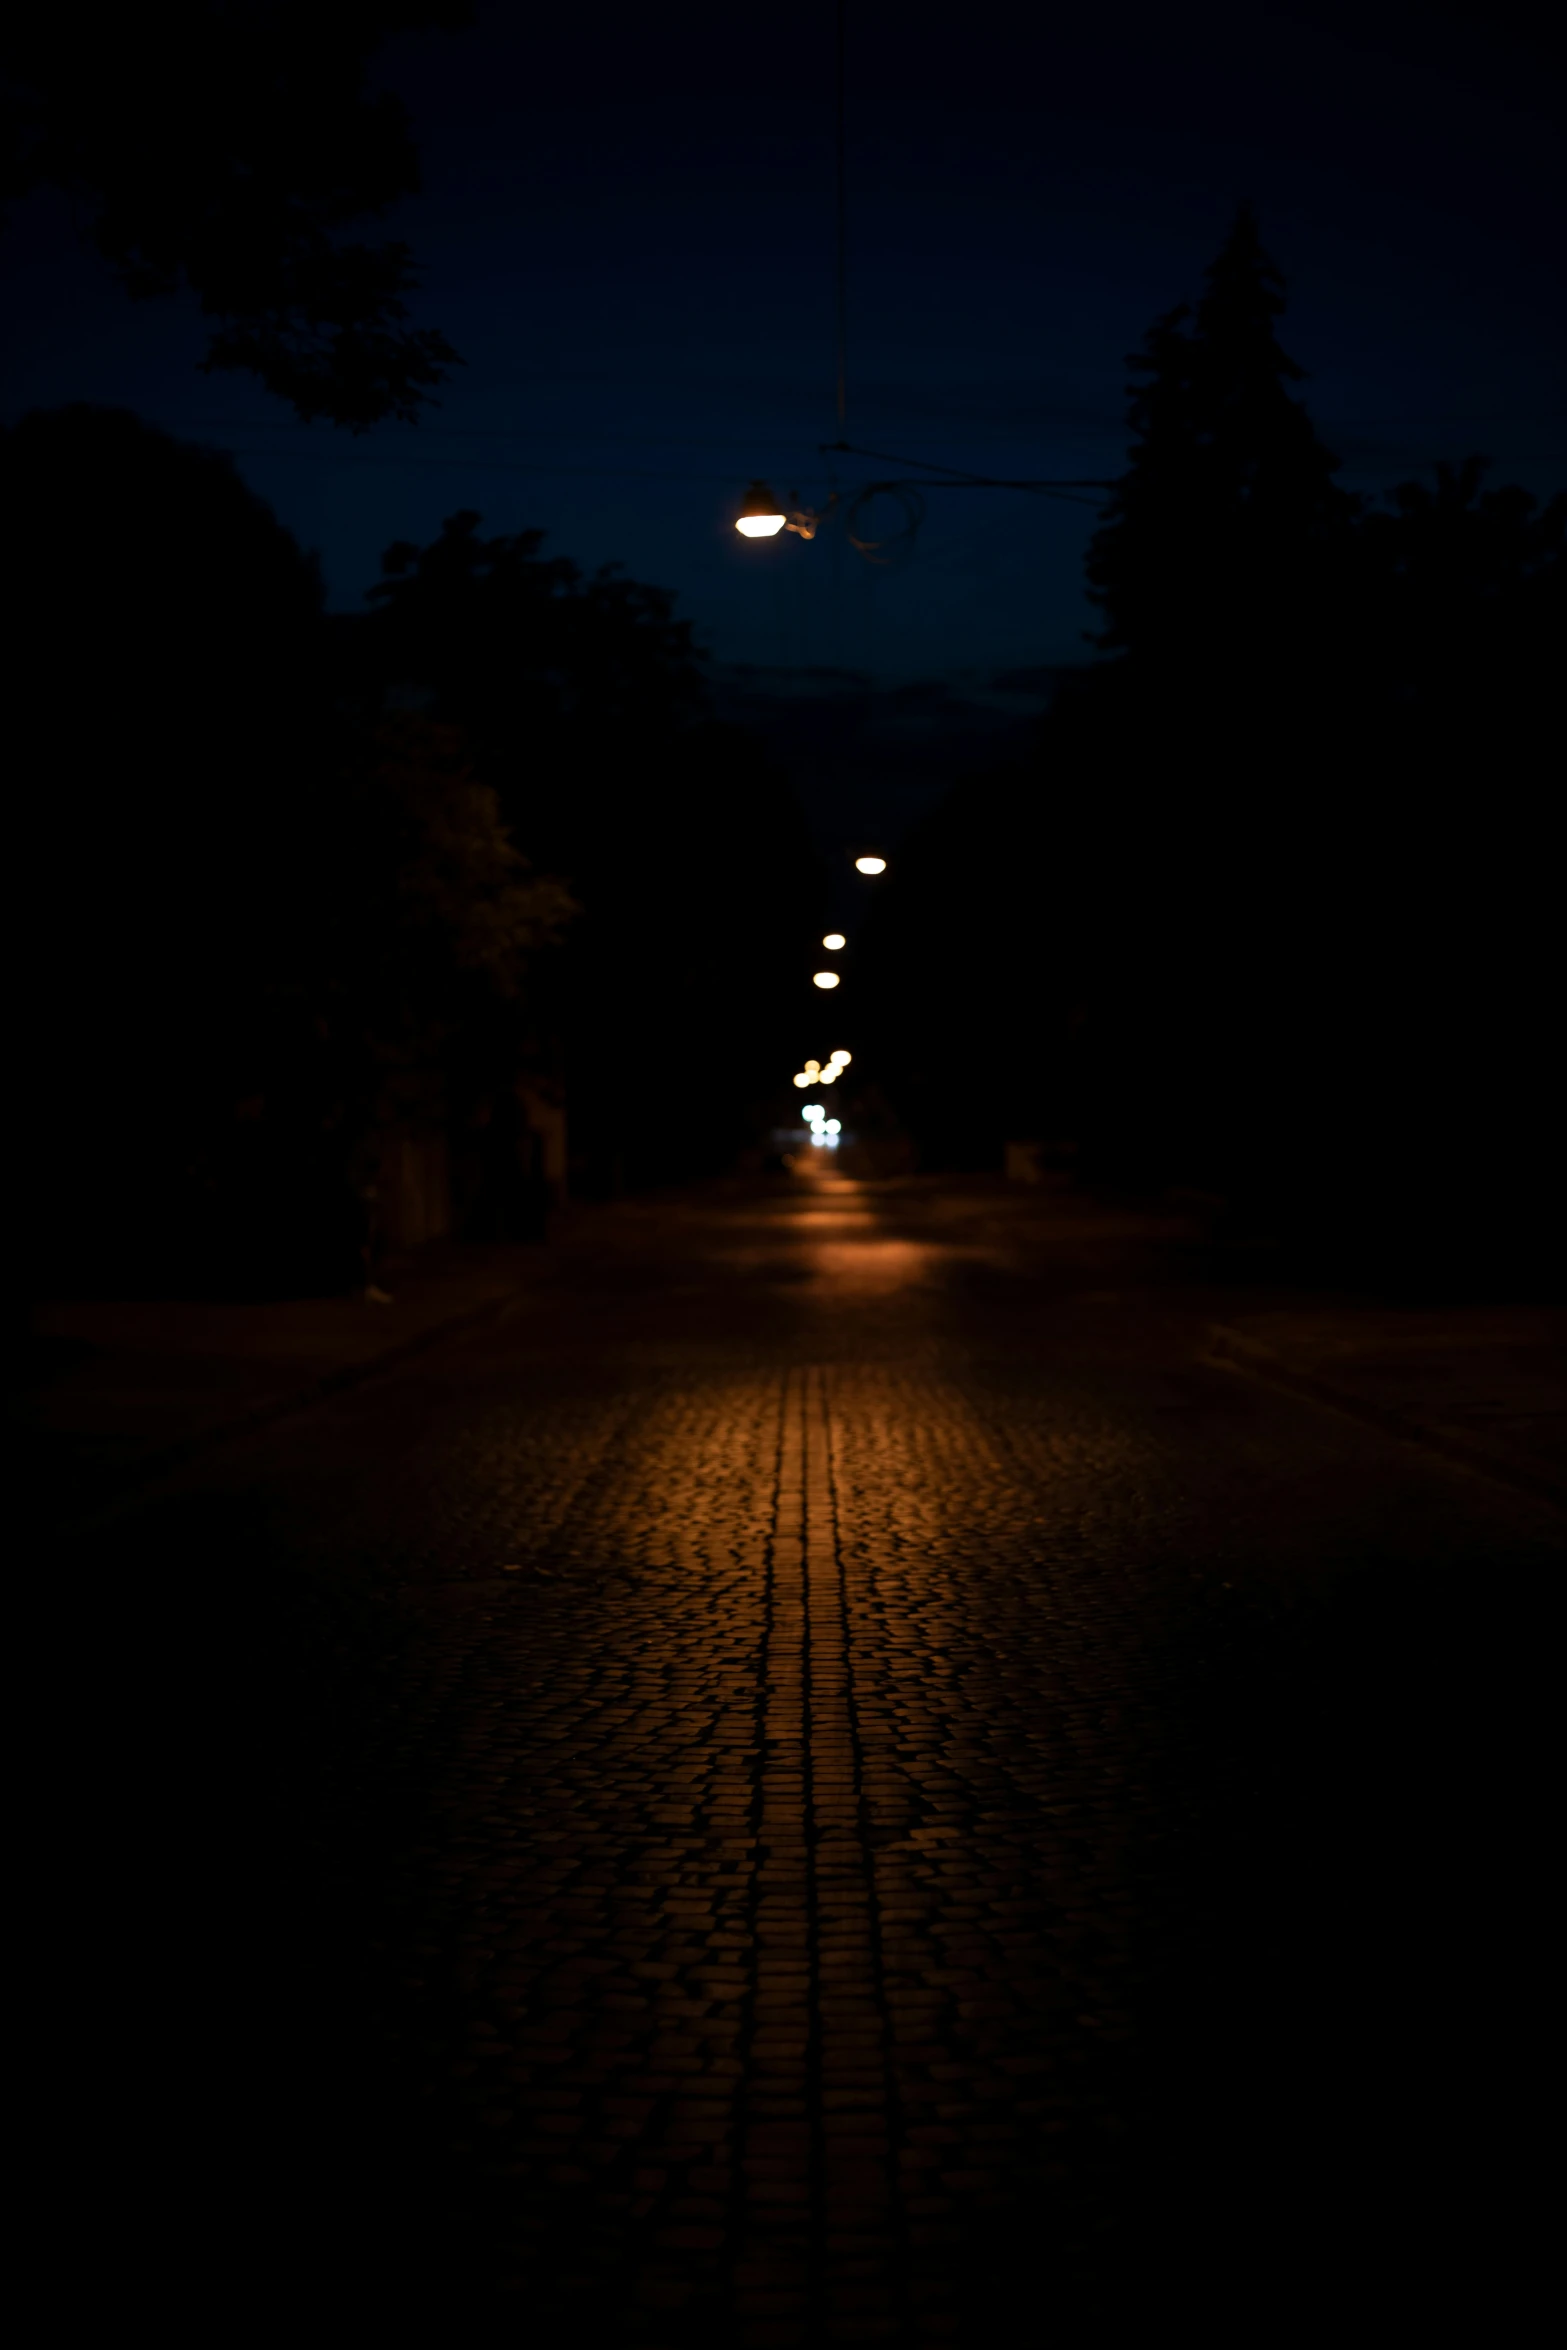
[[10, 407, 817, 1301], [2, 3, 470, 427], [1087, 204, 1360, 682], [12, 404, 327, 1293], [858, 210, 1563, 1292], [10, 407, 568, 1296], [335, 510, 825, 1192]]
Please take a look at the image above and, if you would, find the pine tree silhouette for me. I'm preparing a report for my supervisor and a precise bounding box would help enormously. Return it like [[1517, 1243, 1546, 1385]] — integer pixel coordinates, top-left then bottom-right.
[[1088, 204, 1358, 687], [1083, 302, 1199, 663]]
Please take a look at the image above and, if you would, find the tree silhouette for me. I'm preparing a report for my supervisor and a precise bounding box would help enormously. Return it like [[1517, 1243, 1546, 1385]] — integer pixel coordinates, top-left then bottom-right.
[[337, 509, 823, 1190], [856, 211, 1562, 1288], [361, 508, 709, 764], [2, 3, 470, 428], [257, 712, 575, 1276], [1088, 203, 1359, 684], [1066, 210, 1371, 1219], [1355, 455, 1565, 729], [11, 407, 571, 1294]]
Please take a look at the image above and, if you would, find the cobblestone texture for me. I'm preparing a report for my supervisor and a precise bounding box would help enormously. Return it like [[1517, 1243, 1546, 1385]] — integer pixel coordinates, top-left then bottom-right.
[[43, 1177, 1563, 2344]]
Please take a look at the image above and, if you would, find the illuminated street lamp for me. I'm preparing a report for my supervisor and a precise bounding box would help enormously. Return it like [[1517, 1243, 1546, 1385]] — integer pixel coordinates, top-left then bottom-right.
[[734, 482, 787, 539], [813, 971, 841, 990], [854, 855, 886, 875], [734, 481, 825, 541], [822, 932, 846, 950], [829, 1050, 850, 1065]]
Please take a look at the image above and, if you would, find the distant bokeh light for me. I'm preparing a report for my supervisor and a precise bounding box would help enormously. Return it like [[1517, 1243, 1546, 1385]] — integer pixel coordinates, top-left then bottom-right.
[[813, 971, 841, 989], [854, 857, 886, 875]]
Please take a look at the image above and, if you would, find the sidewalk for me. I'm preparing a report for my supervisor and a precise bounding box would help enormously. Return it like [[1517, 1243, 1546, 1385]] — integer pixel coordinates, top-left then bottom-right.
[[1208, 1305, 1567, 1507], [21, 1238, 560, 1527]]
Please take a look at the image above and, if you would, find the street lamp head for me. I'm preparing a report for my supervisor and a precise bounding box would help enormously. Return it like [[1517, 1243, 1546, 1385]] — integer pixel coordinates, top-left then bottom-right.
[[735, 480, 787, 538], [822, 932, 846, 950], [812, 971, 841, 989], [854, 855, 887, 875]]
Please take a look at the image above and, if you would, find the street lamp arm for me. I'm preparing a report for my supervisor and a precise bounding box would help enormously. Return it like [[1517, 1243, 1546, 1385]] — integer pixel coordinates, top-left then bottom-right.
[[784, 489, 840, 540]]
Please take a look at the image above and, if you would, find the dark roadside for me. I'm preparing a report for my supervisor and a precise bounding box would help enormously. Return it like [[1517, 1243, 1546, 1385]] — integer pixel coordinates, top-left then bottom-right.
[[16, 1234, 568, 1532]]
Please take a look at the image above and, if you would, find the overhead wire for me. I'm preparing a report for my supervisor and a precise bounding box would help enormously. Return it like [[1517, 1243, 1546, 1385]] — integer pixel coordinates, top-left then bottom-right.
[[822, 438, 1117, 490], [812, 21, 1117, 568], [835, 0, 848, 444]]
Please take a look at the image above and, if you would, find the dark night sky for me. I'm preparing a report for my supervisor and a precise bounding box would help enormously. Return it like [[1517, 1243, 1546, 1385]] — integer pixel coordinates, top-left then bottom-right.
[[5, 0, 1563, 695]]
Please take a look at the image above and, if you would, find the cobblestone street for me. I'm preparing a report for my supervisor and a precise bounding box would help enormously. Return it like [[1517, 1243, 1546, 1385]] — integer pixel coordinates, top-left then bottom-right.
[[44, 1173, 1561, 2343]]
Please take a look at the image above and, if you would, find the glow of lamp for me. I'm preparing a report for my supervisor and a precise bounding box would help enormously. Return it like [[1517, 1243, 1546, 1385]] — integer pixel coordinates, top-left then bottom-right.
[[822, 933, 846, 950], [735, 480, 787, 538], [813, 972, 841, 990], [854, 856, 887, 875]]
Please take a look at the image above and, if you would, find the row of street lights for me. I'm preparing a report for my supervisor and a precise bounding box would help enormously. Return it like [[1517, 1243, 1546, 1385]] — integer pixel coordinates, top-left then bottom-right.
[[793, 1049, 852, 1089], [786, 851, 888, 1156]]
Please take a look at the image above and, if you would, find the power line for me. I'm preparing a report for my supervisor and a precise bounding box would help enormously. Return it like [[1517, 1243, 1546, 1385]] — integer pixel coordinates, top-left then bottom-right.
[[821, 438, 1117, 491]]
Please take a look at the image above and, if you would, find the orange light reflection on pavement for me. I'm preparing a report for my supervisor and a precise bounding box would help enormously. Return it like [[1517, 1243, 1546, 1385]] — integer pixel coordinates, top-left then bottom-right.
[[783, 1174, 946, 1290], [801, 1237, 939, 1292]]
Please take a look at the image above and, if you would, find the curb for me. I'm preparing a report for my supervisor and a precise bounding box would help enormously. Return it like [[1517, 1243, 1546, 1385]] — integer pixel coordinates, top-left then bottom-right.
[[46, 1278, 538, 1538], [1206, 1325, 1567, 1511]]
